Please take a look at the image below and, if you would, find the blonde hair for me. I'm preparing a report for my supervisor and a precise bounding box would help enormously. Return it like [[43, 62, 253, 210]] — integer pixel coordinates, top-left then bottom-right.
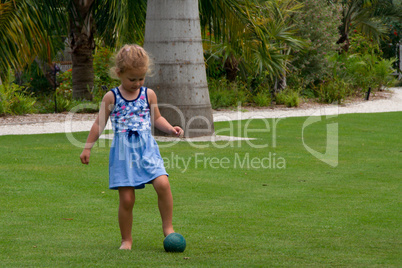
[[110, 44, 153, 79]]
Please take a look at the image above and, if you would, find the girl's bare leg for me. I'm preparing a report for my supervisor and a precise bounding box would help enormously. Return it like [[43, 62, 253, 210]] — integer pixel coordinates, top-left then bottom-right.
[[152, 175, 174, 236], [118, 187, 135, 250]]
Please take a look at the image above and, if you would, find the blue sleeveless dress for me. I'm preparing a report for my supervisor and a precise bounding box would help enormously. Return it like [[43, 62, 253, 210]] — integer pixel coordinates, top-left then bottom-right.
[[108, 86, 168, 190]]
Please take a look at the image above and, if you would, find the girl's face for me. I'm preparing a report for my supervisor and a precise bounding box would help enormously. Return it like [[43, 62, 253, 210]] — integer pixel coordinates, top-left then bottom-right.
[[118, 67, 147, 92]]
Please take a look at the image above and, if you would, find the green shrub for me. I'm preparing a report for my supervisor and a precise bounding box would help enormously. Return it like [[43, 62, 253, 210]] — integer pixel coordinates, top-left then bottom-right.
[[90, 85, 105, 106], [9, 93, 37, 115], [208, 78, 249, 109], [252, 91, 271, 107], [0, 84, 37, 115], [275, 89, 301, 107], [25, 61, 53, 95], [315, 78, 352, 104], [55, 94, 72, 113], [210, 90, 233, 109], [348, 33, 382, 56], [370, 57, 397, 90], [94, 46, 114, 84], [57, 68, 73, 96], [328, 52, 396, 93], [290, 0, 341, 86], [50, 69, 74, 112]]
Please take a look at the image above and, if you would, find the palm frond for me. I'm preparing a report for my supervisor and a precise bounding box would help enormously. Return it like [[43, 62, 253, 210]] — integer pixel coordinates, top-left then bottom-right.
[[94, 0, 147, 47], [0, 0, 68, 82], [199, 0, 245, 45]]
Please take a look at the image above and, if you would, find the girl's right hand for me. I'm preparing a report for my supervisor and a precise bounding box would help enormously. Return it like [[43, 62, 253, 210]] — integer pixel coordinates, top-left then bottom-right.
[[80, 149, 91, 165]]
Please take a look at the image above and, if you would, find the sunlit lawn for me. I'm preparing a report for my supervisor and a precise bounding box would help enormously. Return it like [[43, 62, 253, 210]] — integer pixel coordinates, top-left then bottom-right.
[[0, 112, 400, 267]]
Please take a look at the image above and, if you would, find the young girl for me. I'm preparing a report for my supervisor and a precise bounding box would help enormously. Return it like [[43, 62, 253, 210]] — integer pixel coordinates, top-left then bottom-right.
[[80, 44, 183, 250]]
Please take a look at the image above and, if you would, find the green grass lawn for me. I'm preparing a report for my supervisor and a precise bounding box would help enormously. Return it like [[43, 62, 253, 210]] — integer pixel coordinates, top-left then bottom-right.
[[0, 112, 401, 267]]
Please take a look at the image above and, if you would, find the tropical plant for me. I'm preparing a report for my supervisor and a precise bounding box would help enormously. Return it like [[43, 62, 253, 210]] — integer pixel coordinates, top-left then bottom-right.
[[326, 43, 396, 95], [200, 0, 247, 81], [344, 53, 396, 90], [336, 0, 392, 52], [0, 0, 66, 84], [94, 0, 146, 48], [204, 0, 306, 85], [243, 0, 306, 79]]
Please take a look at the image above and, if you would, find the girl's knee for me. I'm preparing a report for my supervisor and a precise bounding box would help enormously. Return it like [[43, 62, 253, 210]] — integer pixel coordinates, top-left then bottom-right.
[[119, 187, 135, 208], [153, 175, 171, 193]]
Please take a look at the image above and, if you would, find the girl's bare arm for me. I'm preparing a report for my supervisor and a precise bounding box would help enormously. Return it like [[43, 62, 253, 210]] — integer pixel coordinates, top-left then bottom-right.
[[80, 92, 114, 164], [148, 89, 183, 137]]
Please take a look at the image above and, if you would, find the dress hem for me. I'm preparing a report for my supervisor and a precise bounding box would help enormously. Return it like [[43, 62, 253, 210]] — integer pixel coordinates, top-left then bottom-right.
[[109, 172, 169, 190]]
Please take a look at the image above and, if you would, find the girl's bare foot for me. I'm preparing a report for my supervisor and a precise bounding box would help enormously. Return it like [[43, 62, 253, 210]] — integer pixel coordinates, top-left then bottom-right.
[[119, 240, 132, 250]]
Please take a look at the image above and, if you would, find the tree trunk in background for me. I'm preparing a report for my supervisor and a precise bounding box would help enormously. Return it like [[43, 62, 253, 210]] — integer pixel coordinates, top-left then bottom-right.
[[144, 0, 214, 137], [69, 0, 95, 100]]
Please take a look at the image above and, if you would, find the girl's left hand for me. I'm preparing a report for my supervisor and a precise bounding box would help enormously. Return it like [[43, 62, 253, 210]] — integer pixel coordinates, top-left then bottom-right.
[[172, 126, 184, 137]]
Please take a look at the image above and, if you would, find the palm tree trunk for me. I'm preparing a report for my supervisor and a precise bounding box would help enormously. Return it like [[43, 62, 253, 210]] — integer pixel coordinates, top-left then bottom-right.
[[144, 0, 214, 137], [224, 54, 239, 82], [69, 0, 95, 100]]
